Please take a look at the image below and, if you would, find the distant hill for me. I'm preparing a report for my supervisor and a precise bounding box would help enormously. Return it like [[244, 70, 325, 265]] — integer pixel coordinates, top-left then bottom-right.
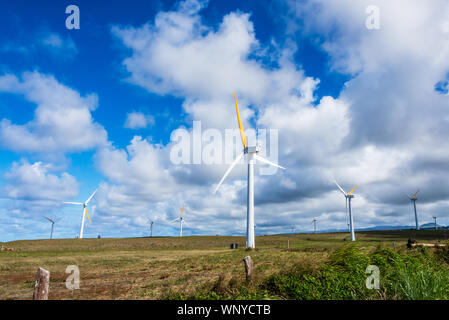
[[301, 223, 448, 234]]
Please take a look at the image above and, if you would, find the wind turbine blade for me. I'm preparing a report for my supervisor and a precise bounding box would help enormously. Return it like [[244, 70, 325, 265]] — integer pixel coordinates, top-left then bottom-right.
[[213, 152, 244, 194], [412, 190, 420, 199], [334, 180, 347, 196], [44, 217, 55, 223], [64, 202, 83, 205], [234, 92, 247, 149], [347, 185, 358, 196], [180, 205, 184, 218], [84, 208, 92, 224], [405, 193, 412, 200], [254, 154, 286, 170], [85, 189, 98, 204], [171, 218, 180, 223]]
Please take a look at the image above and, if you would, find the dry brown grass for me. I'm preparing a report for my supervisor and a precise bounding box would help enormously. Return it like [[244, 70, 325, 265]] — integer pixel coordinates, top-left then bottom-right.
[[1, 230, 447, 300]]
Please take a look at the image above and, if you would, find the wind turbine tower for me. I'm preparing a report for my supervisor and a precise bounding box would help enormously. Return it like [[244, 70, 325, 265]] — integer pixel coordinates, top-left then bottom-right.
[[407, 190, 420, 230], [150, 221, 154, 237], [214, 92, 285, 249], [334, 180, 358, 241]]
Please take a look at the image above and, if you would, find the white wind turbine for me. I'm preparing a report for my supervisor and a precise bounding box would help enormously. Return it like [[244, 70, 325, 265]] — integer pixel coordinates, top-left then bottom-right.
[[64, 189, 97, 239], [171, 205, 186, 237], [214, 92, 285, 249], [334, 180, 358, 241]]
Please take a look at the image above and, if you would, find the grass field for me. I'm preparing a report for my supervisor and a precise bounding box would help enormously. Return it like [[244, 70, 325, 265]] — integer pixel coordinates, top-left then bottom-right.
[[1, 230, 449, 300]]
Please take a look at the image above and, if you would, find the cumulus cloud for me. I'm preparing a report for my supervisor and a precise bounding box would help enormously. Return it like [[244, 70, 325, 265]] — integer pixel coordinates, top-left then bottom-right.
[[1, 160, 79, 239], [4, 160, 78, 202], [0, 71, 108, 153]]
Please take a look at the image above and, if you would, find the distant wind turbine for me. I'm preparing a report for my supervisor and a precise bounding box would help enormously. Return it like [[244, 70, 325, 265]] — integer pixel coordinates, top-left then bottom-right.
[[406, 190, 420, 230], [171, 205, 186, 237], [150, 220, 154, 237], [311, 219, 317, 234], [64, 189, 97, 239], [44, 217, 55, 239], [334, 180, 358, 241], [214, 92, 285, 249], [433, 216, 437, 230]]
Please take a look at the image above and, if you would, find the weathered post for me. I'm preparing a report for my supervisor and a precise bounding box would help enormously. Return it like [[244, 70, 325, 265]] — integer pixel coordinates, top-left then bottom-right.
[[243, 256, 254, 282], [33, 267, 50, 300]]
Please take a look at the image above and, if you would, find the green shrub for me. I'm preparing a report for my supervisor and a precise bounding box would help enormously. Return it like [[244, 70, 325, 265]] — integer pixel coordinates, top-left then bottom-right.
[[263, 244, 449, 300]]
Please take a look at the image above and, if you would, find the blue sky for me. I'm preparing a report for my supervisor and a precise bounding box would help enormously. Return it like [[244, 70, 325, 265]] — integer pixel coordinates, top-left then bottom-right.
[[1, 0, 449, 241]]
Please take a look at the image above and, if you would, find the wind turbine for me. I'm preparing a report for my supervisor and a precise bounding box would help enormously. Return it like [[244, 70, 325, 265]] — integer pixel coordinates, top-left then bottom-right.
[[433, 216, 437, 230], [44, 217, 55, 239], [150, 221, 154, 237], [171, 205, 186, 237], [64, 189, 97, 239], [311, 219, 317, 234], [407, 190, 420, 230], [334, 180, 358, 241], [214, 92, 285, 249]]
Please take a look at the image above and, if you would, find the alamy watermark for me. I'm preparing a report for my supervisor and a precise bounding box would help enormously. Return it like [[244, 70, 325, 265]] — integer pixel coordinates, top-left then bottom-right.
[[65, 265, 80, 290], [366, 5, 380, 30], [169, 121, 280, 175], [365, 265, 380, 289], [66, 5, 80, 30]]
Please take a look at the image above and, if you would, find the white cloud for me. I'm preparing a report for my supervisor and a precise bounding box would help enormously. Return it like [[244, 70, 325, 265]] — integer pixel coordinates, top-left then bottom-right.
[[0, 71, 108, 153], [3, 160, 78, 202], [124, 111, 155, 129]]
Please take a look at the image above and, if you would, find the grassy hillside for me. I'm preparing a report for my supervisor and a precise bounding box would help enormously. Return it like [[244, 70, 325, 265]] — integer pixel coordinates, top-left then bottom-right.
[[1, 230, 449, 300]]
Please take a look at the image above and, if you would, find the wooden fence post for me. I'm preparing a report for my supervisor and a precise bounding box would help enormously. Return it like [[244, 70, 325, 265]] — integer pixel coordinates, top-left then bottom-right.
[[33, 267, 50, 300], [243, 256, 254, 282]]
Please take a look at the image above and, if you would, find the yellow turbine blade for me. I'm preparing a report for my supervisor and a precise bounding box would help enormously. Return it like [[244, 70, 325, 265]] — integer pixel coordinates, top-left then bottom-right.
[[234, 91, 247, 148], [347, 185, 358, 196], [181, 205, 184, 218], [84, 208, 92, 224], [412, 190, 420, 199]]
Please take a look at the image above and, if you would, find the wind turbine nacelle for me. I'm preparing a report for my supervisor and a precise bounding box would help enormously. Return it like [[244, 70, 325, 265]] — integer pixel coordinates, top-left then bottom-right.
[[245, 145, 261, 154], [346, 195, 355, 199]]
